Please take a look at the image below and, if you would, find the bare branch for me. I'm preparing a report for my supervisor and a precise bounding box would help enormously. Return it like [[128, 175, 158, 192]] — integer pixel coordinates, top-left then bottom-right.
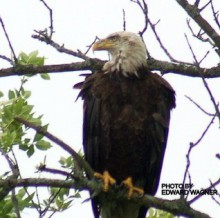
[[200, 73, 220, 122], [185, 95, 215, 116], [184, 33, 199, 65], [39, 0, 54, 38], [186, 19, 214, 45], [185, 30, 220, 122], [148, 19, 176, 62], [84, 36, 100, 56], [194, 116, 216, 146], [182, 116, 215, 188], [210, 179, 220, 207], [210, 0, 220, 29], [188, 177, 220, 204], [32, 31, 89, 60], [194, 0, 201, 7], [199, 0, 211, 12], [122, 9, 126, 31], [0, 17, 17, 63], [176, 0, 220, 51], [131, 0, 148, 37], [0, 54, 13, 65], [38, 165, 73, 178]]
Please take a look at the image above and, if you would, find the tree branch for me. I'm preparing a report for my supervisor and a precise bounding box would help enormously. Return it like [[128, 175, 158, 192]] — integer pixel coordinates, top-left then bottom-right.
[[0, 58, 220, 78], [39, 0, 54, 38], [32, 31, 89, 60], [176, 0, 220, 51], [14, 116, 94, 179], [0, 17, 17, 63], [0, 177, 211, 218]]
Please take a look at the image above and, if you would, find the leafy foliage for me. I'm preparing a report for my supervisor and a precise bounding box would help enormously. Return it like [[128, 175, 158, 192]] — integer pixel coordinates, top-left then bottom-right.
[[17, 51, 50, 80], [0, 50, 67, 217], [0, 188, 34, 218], [0, 86, 51, 156], [147, 208, 178, 218]]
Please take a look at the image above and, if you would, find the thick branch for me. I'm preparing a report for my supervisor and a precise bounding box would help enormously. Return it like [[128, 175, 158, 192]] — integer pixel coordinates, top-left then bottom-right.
[[0, 58, 220, 78], [176, 0, 220, 50], [0, 59, 104, 77], [0, 177, 211, 218]]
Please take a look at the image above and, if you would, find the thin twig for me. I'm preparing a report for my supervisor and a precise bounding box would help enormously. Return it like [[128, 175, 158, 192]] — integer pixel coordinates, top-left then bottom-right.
[[210, 179, 220, 206], [176, 0, 220, 51], [187, 19, 214, 45], [194, 115, 216, 146], [188, 177, 220, 204], [12, 189, 21, 218], [200, 73, 220, 123], [0, 148, 19, 200], [122, 9, 126, 31], [39, 0, 54, 38], [198, 50, 210, 65], [38, 166, 73, 178], [199, 0, 211, 12], [185, 30, 220, 122], [182, 115, 216, 189], [32, 31, 89, 60], [0, 54, 14, 65], [0, 17, 17, 63], [185, 33, 199, 64], [148, 19, 194, 66], [185, 95, 215, 116], [131, 0, 148, 37], [84, 36, 100, 55], [210, 0, 220, 29]]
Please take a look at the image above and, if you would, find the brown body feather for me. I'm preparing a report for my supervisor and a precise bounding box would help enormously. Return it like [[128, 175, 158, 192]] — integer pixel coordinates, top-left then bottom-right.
[[77, 68, 175, 218]]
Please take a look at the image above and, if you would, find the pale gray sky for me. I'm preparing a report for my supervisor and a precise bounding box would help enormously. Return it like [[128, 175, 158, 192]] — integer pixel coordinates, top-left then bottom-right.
[[0, 0, 219, 217]]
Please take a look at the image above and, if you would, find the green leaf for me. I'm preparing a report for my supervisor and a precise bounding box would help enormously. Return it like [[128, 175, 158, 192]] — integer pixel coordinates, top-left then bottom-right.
[[19, 143, 28, 151], [18, 52, 29, 63], [29, 50, 38, 59], [36, 140, 52, 150], [0, 91, 4, 97], [17, 51, 45, 67], [8, 90, 15, 100], [62, 200, 72, 210], [27, 144, 35, 157], [33, 133, 44, 142], [23, 90, 31, 99], [40, 73, 50, 80]]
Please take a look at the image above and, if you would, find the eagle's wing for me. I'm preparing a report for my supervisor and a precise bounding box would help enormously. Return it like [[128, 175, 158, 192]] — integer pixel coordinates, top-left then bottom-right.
[[138, 73, 175, 218], [76, 73, 102, 218]]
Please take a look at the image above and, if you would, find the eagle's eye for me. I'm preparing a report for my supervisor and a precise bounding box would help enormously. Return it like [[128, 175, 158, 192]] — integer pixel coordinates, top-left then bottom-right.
[[107, 34, 119, 42]]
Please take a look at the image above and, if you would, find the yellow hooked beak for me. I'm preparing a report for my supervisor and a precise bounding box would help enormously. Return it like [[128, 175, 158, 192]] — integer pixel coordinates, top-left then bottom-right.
[[92, 38, 115, 52]]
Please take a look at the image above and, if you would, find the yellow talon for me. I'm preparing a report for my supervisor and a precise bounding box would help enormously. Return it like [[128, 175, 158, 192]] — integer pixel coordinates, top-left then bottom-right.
[[94, 171, 116, 192], [122, 177, 144, 199]]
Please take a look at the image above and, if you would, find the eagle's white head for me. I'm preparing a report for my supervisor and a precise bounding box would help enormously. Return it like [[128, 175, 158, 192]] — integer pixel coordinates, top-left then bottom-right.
[[92, 31, 148, 77]]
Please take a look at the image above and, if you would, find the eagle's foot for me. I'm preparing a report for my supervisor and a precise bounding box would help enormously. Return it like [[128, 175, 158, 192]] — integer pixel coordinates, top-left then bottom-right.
[[122, 177, 144, 199], [94, 171, 116, 192]]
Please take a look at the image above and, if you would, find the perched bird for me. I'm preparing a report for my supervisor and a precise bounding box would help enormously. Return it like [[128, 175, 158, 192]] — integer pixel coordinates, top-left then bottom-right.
[[75, 31, 175, 218]]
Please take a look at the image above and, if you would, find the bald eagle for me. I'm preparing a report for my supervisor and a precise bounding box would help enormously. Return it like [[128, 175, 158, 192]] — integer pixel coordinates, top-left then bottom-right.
[[76, 31, 175, 218]]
